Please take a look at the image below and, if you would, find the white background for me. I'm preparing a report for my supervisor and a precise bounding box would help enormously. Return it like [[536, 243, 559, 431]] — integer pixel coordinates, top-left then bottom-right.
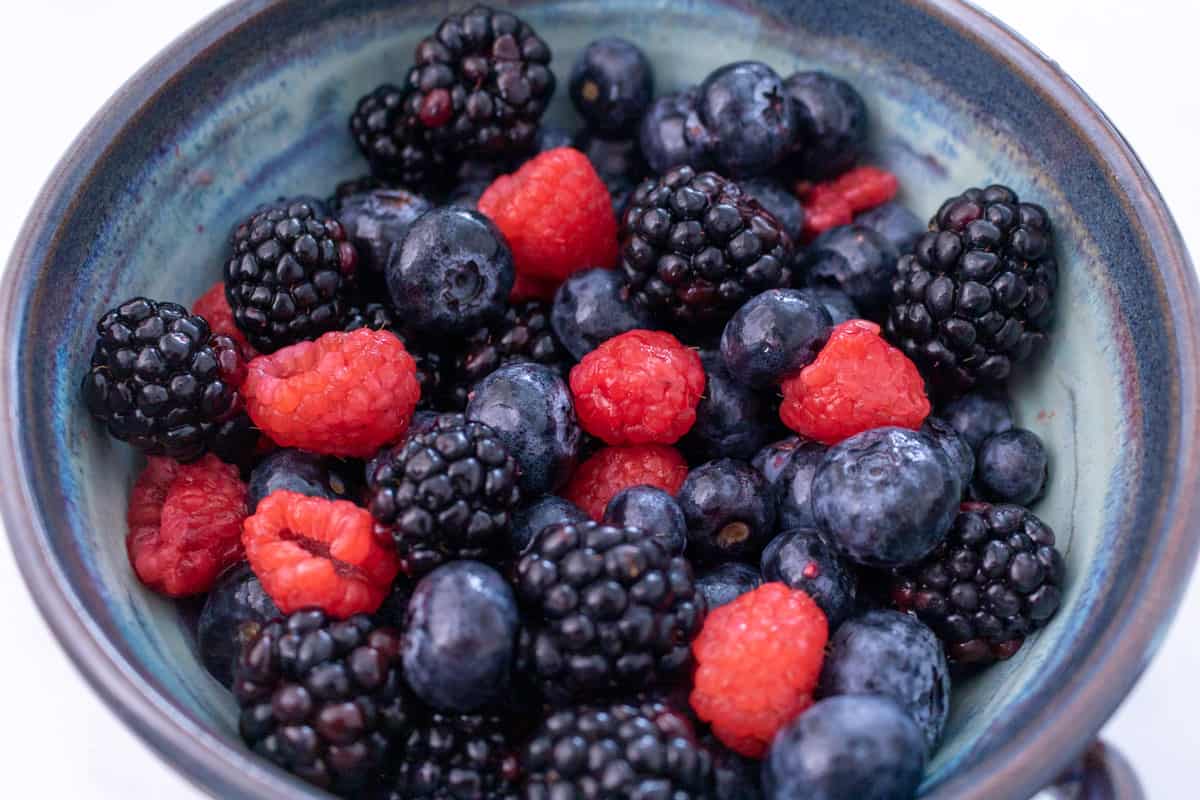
[[0, 1, 1196, 797]]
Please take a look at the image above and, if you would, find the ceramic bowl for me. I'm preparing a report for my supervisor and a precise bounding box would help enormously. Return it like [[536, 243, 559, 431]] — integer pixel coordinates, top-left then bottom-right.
[[3, 1, 1198, 798]]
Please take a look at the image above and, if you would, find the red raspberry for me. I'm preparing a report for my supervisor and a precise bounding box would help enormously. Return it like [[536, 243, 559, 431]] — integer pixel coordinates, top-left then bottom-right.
[[800, 184, 853, 241], [831, 165, 899, 212], [564, 444, 689, 521], [243, 329, 420, 458], [510, 272, 560, 303], [569, 330, 705, 446], [780, 319, 930, 445], [478, 147, 618, 284], [243, 491, 400, 618], [126, 455, 248, 597], [690, 583, 829, 758], [193, 281, 258, 361]]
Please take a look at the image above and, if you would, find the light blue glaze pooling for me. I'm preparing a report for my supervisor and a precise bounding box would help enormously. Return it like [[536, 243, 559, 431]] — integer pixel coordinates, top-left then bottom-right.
[[2, 2, 1198, 799]]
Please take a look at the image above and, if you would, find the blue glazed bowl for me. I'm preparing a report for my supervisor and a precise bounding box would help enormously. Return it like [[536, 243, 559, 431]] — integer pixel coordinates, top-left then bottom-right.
[[3, 1, 1198, 798]]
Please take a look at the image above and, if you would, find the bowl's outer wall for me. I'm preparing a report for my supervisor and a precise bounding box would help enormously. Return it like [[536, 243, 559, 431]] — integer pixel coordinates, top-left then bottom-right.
[[3, 1, 1198, 799]]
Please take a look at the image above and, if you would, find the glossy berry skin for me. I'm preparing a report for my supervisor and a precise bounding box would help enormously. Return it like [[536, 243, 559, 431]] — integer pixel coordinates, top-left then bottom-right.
[[801, 286, 860, 326], [682, 350, 769, 462], [197, 562, 281, 688], [752, 436, 808, 486], [466, 362, 582, 495], [940, 390, 1013, 452], [976, 428, 1048, 505], [755, 436, 827, 533], [246, 449, 354, 513], [818, 609, 950, 750], [638, 86, 713, 174], [803, 224, 899, 315], [603, 485, 688, 555], [564, 444, 689, 522], [334, 187, 433, 285], [763, 695, 925, 800], [782, 71, 869, 181], [678, 459, 776, 563], [922, 416, 976, 489], [741, 177, 805, 243], [855, 201, 925, 255], [403, 561, 519, 712], [699, 61, 797, 177], [720, 289, 832, 387], [812, 427, 961, 568], [387, 207, 514, 337], [550, 267, 656, 360], [761, 528, 857, 629], [695, 562, 763, 610], [568, 37, 654, 138], [510, 495, 588, 554]]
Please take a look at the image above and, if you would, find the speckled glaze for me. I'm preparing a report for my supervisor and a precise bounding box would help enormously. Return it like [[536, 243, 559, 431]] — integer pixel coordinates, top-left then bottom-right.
[[2, 1, 1197, 798]]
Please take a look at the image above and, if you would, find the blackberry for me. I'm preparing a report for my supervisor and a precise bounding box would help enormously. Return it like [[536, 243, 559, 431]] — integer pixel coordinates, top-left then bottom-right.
[[522, 700, 715, 798], [368, 413, 521, 575], [380, 713, 520, 800], [233, 610, 417, 793], [886, 184, 1058, 393], [81, 297, 250, 462], [891, 502, 1065, 664], [449, 300, 571, 409], [620, 166, 794, 329], [224, 199, 356, 353], [402, 5, 556, 160], [350, 84, 456, 188], [342, 302, 450, 408], [515, 521, 705, 704]]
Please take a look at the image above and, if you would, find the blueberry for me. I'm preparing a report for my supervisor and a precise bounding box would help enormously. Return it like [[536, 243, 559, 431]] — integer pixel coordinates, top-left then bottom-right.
[[976, 428, 1048, 505], [783, 71, 869, 181], [466, 362, 582, 495], [770, 438, 828, 531], [764, 695, 926, 800], [678, 459, 776, 563], [551, 268, 655, 360], [812, 427, 961, 567], [761, 528, 857, 628], [603, 486, 687, 554], [445, 178, 491, 210], [752, 436, 807, 486], [247, 449, 353, 513], [569, 38, 655, 138], [699, 61, 797, 177], [535, 125, 574, 152], [803, 224, 899, 315], [511, 495, 588, 554], [387, 207, 514, 336], [741, 177, 805, 242], [402, 561, 519, 712], [921, 416, 975, 488], [720, 289, 832, 387], [639, 86, 713, 174], [696, 562, 763, 610], [854, 201, 924, 255], [940, 390, 1013, 452], [818, 609, 950, 750], [336, 188, 434, 280], [197, 563, 280, 688], [574, 131, 648, 185], [799, 286, 860, 326], [707, 734, 765, 799], [682, 350, 769, 462]]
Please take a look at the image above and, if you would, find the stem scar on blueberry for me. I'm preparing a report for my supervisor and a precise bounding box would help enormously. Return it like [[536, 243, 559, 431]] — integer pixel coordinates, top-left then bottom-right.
[[718, 521, 751, 548]]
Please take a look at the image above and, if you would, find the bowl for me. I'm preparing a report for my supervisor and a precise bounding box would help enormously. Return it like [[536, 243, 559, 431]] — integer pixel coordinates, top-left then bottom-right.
[[3, 0, 1198, 797]]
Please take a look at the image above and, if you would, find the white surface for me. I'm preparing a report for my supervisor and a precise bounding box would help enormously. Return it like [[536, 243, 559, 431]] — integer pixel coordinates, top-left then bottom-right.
[[0, 1, 1196, 797]]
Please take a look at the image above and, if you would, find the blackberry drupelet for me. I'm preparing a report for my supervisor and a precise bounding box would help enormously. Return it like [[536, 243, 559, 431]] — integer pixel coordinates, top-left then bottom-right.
[[380, 713, 520, 800], [885, 184, 1058, 393], [891, 502, 1065, 664], [232, 609, 418, 794], [515, 521, 705, 704], [522, 700, 715, 799], [224, 199, 357, 353], [350, 84, 455, 188], [448, 300, 571, 409], [81, 297, 250, 462], [342, 302, 450, 408], [402, 5, 556, 159], [368, 413, 521, 575], [620, 166, 794, 329]]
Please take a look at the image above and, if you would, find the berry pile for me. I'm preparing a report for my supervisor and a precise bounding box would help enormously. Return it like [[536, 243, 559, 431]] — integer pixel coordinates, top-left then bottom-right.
[[81, 10, 1069, 799]]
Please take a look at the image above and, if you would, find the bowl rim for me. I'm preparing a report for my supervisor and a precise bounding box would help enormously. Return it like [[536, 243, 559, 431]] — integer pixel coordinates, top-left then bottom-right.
[[3, 0, 1199, 798]]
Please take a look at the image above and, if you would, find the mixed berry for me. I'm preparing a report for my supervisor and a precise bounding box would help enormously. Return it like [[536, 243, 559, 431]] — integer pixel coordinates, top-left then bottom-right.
[[80, 7, 1067, 798]]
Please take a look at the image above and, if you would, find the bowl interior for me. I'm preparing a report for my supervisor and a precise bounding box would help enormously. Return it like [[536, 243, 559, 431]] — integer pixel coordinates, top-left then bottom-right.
[[5, 1, 1194, 798]]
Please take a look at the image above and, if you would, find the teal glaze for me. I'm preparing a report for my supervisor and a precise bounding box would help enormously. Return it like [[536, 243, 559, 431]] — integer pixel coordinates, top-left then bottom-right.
[[3, 1, 1199, 799]]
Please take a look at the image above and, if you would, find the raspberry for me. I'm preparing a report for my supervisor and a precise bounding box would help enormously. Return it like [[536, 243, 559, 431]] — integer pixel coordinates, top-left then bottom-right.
[[478, 147, 619, 284], [569, 330, 705, 445], [126, 455, 248, 597], [243, 491, 400, 618], [564, 444, 689, 521], [780, 319, 930, 445], [242, 329, 420, 458], [192, 281, 258, 361], [690, 583, 829, 758], [800, 184, 852, 241], [799, 166, 898, 241]]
